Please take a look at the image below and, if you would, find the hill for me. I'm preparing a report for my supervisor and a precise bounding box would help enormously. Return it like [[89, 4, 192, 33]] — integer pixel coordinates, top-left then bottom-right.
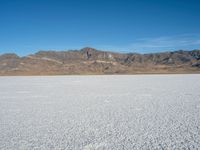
[[0, 47, 200, 75]]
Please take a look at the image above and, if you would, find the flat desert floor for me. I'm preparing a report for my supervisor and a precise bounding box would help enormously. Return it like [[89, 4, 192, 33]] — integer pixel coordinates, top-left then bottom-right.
[[0, 75, 200, 149]]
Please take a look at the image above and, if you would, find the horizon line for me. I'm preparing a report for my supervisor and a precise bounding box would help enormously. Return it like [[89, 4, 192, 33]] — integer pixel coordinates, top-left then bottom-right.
[[0, 47, 200, 57]]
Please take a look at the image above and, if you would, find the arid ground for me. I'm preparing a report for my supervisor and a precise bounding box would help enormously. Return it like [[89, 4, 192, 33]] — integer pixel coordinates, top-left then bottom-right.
[[0, 75, 200, 149]]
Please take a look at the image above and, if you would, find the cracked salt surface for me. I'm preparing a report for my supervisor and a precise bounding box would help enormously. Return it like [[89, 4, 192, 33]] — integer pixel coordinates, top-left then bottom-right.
[[0, 75, 200, 149]]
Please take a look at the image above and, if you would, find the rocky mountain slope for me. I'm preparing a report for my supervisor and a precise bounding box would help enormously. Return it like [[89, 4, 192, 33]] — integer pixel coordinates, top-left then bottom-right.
[[0, 47, 200, 75]]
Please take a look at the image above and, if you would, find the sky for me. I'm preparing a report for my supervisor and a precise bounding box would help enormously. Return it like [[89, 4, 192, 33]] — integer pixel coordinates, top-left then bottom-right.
[[0, 0, 200, 56]]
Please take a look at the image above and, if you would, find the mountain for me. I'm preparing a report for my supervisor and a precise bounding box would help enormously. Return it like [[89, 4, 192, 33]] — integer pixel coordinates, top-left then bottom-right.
[[0, 47, 200, 75]]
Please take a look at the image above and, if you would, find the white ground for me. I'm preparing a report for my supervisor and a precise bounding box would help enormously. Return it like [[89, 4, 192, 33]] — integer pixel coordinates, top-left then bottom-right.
[[0, 75, 200, 150]]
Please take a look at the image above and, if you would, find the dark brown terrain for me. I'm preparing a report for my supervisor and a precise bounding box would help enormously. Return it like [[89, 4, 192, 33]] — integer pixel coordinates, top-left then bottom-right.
[[0, 47, 200, 75]]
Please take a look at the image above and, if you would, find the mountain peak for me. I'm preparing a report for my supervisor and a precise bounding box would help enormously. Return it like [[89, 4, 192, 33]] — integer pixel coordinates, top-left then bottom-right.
[[80, 47, 97, 52], [0, 53, 19, 59]]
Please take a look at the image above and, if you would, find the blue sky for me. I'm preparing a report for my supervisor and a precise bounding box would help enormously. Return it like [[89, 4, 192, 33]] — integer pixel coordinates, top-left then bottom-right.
[[0, 0, 200, 56]]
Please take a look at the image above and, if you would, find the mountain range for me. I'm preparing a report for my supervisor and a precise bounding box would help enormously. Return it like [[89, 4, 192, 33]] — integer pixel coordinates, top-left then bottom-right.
[[0, 47, 200, 75]]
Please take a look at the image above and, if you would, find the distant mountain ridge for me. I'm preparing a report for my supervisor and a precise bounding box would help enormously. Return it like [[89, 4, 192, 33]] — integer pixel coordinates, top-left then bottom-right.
[[0, 47, 200, 75]]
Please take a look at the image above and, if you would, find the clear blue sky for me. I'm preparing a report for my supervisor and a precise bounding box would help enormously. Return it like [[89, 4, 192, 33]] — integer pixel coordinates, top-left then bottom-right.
[[0, 0, 200, 56]]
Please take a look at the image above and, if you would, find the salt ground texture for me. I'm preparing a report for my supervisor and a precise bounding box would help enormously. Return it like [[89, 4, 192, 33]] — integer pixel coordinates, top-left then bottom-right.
[[0, 75, 200, 149]]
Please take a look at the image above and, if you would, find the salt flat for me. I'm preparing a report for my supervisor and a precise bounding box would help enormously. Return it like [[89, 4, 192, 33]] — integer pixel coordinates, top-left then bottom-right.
[[0, 75, 200, 149]]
